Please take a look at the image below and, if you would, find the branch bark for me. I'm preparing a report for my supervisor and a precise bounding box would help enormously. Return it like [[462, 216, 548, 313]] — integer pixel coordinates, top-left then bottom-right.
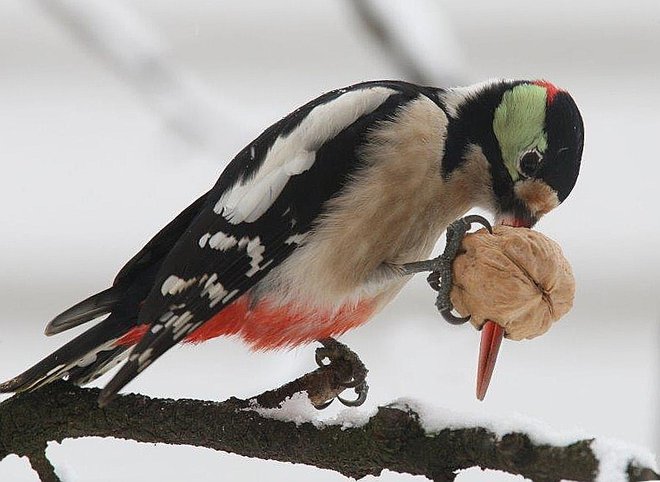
[[0, 359, 657, 482]]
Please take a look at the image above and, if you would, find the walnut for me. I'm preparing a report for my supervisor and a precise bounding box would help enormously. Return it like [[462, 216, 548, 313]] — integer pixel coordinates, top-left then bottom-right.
[[450, 226, 575, 341]]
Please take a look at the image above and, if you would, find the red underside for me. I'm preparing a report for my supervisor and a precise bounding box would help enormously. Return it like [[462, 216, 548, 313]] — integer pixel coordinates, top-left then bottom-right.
[[115, 295, 376, 350]]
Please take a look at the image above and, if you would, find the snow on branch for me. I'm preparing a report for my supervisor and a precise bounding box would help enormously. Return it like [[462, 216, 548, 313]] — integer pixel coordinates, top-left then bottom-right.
[[0, 357, 657, 482]]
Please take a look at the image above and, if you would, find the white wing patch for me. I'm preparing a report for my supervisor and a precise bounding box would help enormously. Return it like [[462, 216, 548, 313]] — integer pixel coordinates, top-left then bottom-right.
[[198, 231, 271, 277], [208, 232, 238, 250], [160, 275, 197, 296], [76, 338, 119, 368], [159, 268, 253, 312], [214, 86, 395, 224], [201, 273, 228, 308], [285, 233, 308, 245], [198, 233, 211, 248]]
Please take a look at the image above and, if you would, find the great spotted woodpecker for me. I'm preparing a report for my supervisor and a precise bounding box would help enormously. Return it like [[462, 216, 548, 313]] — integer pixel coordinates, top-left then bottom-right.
[[0, 79, 584, 406]]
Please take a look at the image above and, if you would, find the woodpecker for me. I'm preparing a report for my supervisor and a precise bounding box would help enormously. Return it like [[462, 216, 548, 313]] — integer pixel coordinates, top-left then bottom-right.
[[0, 79, 584, 406]]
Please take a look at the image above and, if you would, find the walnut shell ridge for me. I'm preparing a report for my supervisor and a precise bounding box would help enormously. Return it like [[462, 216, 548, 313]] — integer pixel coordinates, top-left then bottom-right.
[[450, 226, 575, 341]]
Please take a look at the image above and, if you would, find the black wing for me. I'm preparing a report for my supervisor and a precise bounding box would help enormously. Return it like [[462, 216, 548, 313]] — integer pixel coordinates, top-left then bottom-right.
[[98, 81, 432, 405]]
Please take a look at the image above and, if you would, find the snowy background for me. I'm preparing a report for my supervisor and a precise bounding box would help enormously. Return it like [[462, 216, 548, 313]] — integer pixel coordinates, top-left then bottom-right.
[[0, 1, 658, 480]]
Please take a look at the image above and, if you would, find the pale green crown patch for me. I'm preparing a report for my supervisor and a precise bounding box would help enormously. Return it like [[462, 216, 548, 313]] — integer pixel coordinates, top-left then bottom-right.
[[493, 84, 548, 181]]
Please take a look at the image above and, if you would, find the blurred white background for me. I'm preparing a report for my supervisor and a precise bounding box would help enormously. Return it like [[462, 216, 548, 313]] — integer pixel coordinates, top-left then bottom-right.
[[0, 1, 658, 481]]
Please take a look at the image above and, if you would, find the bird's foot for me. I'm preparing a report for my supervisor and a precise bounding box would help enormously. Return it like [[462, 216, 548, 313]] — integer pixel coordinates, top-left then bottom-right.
[[401, 214, 493, 325], [314, 337, 368, 409]]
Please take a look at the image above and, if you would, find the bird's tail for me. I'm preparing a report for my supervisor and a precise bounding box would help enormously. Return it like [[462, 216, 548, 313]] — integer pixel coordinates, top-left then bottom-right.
[[44, 286, 124, 336], [0, 287, 143, 393]]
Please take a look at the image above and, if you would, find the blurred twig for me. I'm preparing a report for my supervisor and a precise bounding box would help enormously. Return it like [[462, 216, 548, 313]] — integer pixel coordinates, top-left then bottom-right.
[[350, 0, 428, 84], [32, 0, 248, 153], [347, 0, 466, 86], [0, 365, 657, 481]]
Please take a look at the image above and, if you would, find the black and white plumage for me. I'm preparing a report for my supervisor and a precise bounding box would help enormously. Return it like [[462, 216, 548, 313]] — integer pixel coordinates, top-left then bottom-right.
[[0, 79, 584, 406]]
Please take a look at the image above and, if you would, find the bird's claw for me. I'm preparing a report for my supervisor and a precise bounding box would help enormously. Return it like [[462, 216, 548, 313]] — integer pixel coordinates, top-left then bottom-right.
[[337, 382, 369, 407], [440, 307, 471, 325], [426, 271, 441, 291], [313, 399, 334, 410], [435, 214, 492, 324], [456, 214, 493, 235], [314, 338, 369, 409], [401, 214, 493, 325]]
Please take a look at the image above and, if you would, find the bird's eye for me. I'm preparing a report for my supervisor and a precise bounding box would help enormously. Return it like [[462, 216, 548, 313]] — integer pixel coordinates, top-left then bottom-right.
[[519, 150, 543, 177]]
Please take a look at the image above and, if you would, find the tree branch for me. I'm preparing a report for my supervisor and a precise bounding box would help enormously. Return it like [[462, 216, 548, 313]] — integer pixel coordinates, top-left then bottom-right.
[[25, 448, 59, 482], [0, 359, 657, 482]]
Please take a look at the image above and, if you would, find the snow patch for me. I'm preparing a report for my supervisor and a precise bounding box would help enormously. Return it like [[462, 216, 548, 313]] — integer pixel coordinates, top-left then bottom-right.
[[592, 438, 659, 482], [253, 395, 658, 480], [331, 406, 378, 430], [391, 398, 586, 446], [250, 393, 325, 428], [391, 399, 658, 481], [248, 393, 377, 430]]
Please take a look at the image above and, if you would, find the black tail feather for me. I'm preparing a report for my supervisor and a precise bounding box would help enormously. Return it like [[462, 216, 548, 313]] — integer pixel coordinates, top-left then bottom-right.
[[66, 346, 131, 385], [0, 314, 137, 393], [44, 286, 124, 336]]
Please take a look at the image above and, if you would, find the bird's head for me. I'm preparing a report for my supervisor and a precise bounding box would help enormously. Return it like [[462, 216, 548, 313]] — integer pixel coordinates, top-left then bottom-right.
[[442, 79, 584, 229], [441, 80, 584, 399], [491, 80, 584, 228]]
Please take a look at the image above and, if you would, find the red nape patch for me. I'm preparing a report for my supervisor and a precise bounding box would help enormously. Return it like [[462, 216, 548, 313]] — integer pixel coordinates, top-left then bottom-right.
[[116, 325, 149, 346], [533, 80, 561, 104]]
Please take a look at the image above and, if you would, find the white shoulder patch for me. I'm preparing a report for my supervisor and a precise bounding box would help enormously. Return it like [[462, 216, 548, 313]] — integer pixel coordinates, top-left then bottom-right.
[[214, 86, 396, 224], [440, 79, 502, 118]]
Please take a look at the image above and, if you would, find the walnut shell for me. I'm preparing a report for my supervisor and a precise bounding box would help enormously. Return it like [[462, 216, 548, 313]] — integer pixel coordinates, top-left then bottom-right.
[[450, 226, 575, 341]]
